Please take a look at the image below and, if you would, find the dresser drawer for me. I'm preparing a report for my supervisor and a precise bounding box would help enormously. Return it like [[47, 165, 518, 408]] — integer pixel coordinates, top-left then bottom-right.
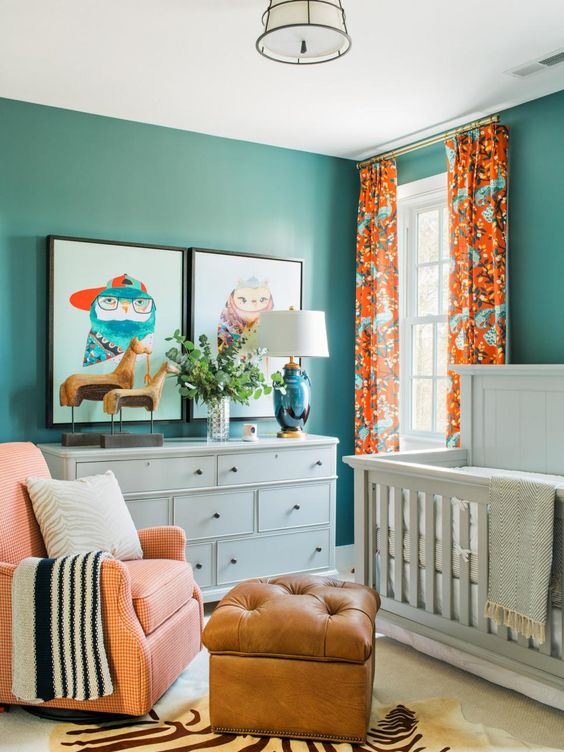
[[75, 455, 215, 494], [216, 528, 330, 585], [126, 496, 171, 529], [217, 446, 333, 486], [258, 483, 330, 532], [174, 491, 254, 541], [186, 543, 213, 589]]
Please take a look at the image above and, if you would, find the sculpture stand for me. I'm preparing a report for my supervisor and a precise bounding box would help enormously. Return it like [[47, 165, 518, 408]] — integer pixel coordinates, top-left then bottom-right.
[[59, 353, 174, 450], [100, 433, 164, 448], [100, 410, 164, 448], [61, 407, 102, 447]]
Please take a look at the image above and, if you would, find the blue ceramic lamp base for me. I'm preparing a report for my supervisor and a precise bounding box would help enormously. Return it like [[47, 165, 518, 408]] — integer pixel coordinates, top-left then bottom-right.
[[273, 360, 311, 439]]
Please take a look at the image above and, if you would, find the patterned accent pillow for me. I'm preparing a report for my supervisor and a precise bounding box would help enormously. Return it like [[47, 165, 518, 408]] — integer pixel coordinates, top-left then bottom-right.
[[26, 471, 143, 561]]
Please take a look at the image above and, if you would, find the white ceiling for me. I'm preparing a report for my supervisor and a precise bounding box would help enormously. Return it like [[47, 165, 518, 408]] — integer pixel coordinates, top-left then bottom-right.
[[1, 0, 564, 159]]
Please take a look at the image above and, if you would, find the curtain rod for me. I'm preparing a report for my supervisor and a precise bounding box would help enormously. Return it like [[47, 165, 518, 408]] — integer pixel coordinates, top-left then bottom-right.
[[356, 113, 501, 170]]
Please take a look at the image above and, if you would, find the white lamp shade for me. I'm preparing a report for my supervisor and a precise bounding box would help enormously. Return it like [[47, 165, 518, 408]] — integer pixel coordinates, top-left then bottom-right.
[[257, 0, 351, 65], [259, 310, 329, 357]]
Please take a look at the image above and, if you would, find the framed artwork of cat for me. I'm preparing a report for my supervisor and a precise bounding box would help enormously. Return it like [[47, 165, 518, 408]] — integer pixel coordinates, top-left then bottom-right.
[[188, 248, 304, 421], [47, 235, 186, 427]]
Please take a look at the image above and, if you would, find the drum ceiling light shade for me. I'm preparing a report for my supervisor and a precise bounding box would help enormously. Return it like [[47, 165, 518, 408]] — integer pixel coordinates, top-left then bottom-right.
[[256, 0, 351, 65]]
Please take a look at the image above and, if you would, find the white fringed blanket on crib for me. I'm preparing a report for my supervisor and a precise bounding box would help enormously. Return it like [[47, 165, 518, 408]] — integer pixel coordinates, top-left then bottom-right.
[[485, 476, 555, 644]]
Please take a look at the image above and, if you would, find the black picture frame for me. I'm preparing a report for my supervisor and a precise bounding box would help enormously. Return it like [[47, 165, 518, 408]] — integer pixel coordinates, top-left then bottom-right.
[[187, 247, 304, 422], [47, 235, 188, 428]]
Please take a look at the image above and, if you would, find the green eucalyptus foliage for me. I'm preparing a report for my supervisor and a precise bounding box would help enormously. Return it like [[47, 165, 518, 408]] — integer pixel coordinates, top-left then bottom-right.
[[165, 331, 273, 406]]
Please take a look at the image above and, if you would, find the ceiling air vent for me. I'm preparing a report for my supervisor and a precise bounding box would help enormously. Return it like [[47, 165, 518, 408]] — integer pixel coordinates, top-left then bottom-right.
[[538, 50, 564, 67], [506, 48, 564, 78]]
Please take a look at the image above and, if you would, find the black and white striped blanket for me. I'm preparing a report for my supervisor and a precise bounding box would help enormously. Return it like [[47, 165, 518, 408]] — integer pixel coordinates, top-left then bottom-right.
[[12, 551, 114, 703]]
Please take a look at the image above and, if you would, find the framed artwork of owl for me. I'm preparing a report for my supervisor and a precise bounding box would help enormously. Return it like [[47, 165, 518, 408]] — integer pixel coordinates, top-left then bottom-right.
[[47, 236, 186, 427], [188, 247, 303, 421]]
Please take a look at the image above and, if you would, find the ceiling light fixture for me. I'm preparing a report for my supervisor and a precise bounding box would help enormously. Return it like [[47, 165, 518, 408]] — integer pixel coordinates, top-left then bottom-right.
[[256, 0, 351, 65]]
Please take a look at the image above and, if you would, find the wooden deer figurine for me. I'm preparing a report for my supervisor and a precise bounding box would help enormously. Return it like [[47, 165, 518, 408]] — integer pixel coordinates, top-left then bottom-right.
[[102, 361, 179, 416], [59, 337, 152, 408]]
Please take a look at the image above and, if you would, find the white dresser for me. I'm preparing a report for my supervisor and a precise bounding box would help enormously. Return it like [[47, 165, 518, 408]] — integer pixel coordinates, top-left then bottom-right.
[[39, 435, 338, 601]]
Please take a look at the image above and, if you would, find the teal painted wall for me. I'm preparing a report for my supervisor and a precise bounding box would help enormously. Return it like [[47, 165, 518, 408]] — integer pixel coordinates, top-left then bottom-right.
[[4, 89, 562, 547], [397, 141, 445, 185], [397, 89, 564, 365], [0, 97, 358, 545]]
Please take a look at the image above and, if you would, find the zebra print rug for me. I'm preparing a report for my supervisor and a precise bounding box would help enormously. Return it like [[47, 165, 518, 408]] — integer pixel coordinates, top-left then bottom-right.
[[47, 675, 551, 752]]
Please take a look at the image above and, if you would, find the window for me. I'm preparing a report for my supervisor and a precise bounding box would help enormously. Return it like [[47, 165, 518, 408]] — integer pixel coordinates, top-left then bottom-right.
[[398, 174, 448, 442]]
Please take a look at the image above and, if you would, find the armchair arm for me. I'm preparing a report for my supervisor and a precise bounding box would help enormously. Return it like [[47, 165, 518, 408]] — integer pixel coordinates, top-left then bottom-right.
[[0, 557, 152, 713], [138, 526, 186, 561]]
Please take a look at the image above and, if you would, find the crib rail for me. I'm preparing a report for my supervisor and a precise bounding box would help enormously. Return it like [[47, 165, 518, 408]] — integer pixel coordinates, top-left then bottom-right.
[[346, 450, 564, 685]]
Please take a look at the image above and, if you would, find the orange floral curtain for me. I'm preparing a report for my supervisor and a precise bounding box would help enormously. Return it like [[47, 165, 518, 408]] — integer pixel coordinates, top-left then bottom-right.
[[355, 159, 399, 454], [445, 124, 509, 446]]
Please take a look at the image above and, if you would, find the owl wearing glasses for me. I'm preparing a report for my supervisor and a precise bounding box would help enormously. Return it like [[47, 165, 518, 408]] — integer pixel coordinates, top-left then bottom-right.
[[69, 273, 156, 366]]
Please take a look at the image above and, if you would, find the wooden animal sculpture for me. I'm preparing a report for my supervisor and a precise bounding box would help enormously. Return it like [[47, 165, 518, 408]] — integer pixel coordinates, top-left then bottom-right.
[[59, 337, 152, 408], [103, 361, 179, 416]]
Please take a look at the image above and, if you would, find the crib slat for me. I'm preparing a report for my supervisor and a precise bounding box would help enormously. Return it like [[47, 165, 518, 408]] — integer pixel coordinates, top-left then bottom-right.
[[441, 496, 452, 619], [368, 482, 376, 590], [379, 484, 389, 598], [540, 614, 552, 656], [458, 502, 471, 626], [394, 487, 404, 601], [408, 490, 419, 607], [424, 493, 435, 613], [560, 511, 564, 660], [477, 502, 488, 632]]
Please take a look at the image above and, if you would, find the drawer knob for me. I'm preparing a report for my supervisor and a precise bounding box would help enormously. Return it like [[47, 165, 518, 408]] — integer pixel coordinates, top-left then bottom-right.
[[293, 504, 301, 510], [230, 558, 238, 565], [195, 563, 203, 570], [213, 512, 221, 519], [145, 461, 151, 467], [230, 466, 238, 473], [195, 468, 203, 475], [315, 460, 323, 467], [315, 546, 323, 553]]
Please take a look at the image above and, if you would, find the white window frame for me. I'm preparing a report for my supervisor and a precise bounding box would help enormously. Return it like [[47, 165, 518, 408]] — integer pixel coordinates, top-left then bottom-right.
[[398, 173, 448, 449]]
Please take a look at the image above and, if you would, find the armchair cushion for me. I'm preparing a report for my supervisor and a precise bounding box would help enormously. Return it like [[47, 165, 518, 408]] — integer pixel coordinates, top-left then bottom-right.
[[26, 471, 143, 561], [124, 559, 195, 635]]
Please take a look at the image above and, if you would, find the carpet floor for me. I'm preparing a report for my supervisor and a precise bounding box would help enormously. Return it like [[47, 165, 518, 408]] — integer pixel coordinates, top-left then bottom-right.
[[1, 637, 562, 751]]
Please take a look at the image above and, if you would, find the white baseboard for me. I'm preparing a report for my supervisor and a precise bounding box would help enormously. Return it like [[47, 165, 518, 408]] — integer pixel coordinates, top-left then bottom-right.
[[336, 544, 355, 578]]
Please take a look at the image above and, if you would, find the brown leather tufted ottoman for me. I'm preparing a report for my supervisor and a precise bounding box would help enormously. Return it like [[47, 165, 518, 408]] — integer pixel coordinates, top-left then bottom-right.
[[202, 574, 380, 743]]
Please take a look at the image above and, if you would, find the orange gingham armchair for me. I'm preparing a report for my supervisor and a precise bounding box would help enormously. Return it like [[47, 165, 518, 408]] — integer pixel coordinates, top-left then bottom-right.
[[0, 442, 203, 715]]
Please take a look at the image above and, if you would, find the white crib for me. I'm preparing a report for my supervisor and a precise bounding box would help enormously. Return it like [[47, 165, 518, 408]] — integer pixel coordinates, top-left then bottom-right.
[[344, 365, 564, 709]]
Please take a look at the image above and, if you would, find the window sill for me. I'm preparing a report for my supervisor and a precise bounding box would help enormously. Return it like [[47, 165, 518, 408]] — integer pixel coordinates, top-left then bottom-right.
[[399, 434, 445, 452]]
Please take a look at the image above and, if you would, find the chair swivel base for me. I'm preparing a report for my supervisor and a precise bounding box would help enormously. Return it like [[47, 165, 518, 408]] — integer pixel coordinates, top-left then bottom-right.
[[23, 705, 134, 722]]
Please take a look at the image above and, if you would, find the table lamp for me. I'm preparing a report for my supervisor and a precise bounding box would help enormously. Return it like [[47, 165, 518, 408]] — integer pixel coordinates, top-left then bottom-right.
[[259, 308, 329, 438]]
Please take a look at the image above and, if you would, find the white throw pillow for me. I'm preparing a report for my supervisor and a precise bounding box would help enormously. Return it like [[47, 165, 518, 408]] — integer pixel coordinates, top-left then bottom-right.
[[26, 471, 143, 561]]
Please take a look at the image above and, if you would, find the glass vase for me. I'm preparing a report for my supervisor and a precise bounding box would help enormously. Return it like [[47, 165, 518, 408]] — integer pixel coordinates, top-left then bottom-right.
[[206, 397, 230, 442]]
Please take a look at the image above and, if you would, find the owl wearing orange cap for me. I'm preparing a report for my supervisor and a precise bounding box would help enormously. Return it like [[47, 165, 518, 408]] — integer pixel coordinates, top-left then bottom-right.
[[70, 273, 156, 366]]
